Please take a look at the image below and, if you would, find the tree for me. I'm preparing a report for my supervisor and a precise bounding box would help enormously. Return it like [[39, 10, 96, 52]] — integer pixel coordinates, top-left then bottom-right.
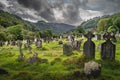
[[107, 25, 119, 34], [113, 17, 120, 32], [0, 32, 6, 41], [0, 32, 6, 46], [97, 18, 109, 33], [6, 24, 23, 40], [77, 26, 85, 33]]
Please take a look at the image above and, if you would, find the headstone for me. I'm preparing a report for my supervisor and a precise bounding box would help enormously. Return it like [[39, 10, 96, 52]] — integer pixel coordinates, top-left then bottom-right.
[[115, 31, 119, 41], [84, 61, 101, 78], [28, 45, 32, 53], [72, 39, 83, 51], [97, 34, 101, 40], [101, 32, 116, 60], [36, 39, 42, 48], [83, 32, 95, 58], [5, 41, 8, 46], [23, 40, 28, 48], [17, 41, 24, 61], [27, 52, 38, 64], [63, 43, 73, 56], [74, 36, 77, 41]]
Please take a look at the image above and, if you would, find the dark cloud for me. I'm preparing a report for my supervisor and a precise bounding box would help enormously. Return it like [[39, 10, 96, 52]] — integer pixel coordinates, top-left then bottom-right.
[[0, 2, 5, 10], [0, 0, 120, 25]]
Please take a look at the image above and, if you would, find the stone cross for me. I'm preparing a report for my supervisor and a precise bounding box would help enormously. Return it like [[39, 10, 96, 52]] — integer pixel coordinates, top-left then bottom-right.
[[101, 32, 116, 60], [83, 32, 95, 58]]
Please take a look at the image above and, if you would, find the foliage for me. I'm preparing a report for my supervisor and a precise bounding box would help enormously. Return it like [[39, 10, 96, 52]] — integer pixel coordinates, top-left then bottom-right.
[[0, 31, 6, 41], [97, 18, 109, 33]]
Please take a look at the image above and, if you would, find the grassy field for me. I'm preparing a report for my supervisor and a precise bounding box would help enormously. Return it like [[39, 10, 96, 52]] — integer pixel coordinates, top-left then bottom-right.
[[0, 39, 120, 80]]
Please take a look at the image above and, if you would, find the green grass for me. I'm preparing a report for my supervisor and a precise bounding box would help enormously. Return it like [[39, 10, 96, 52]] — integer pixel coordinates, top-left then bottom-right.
[[0, 40, 120, 80]]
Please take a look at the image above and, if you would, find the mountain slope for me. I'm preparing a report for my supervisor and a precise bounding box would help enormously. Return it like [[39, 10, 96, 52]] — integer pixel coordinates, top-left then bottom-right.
[[34, 21, 75, 33], [0, 10, 38, 31], [80, 15, 110, 30]]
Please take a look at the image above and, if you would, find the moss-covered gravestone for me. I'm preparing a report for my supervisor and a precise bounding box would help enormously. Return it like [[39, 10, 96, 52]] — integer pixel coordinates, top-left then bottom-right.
[[63, 43, 73, 56], [101, 32, 116, 60], [83, 32, 95, 58]]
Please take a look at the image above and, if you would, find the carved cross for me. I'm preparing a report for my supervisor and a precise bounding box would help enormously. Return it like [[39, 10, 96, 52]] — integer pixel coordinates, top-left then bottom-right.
[[84, 31, 95, 40], [103, 32, 115, 41]]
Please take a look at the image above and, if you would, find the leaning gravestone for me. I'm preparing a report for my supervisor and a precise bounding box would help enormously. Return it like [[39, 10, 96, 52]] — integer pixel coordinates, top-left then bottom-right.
[[63, 43, 73, 56], [17, 41, 24, 61], [101, 32, 116, 60], [83, 32, 95, 58]]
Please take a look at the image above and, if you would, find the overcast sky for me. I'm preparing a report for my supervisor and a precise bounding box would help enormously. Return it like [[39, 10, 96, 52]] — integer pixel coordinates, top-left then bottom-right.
[[0, 0, 120, 26]]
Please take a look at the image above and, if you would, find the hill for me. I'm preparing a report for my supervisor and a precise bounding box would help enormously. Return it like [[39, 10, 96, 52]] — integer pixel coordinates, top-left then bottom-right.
[[0, 10, 39, 31], [79, 15, 110, 30], [34, 21, 75, 33]]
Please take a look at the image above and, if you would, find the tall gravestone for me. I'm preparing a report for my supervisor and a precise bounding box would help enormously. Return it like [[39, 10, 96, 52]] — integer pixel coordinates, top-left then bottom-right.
[[83, 32, 95, 58], [101, 32, 116, 60], [17, 41, 24, 61]]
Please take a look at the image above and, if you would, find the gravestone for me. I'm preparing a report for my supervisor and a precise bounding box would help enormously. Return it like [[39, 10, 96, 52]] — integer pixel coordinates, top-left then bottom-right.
[[84, 61, 101, 78], [63, 43, 73, 56], [58, 36, 63, 45], [17, 41, 24, 61], [97, 34, 101, 40], [27, 52, 38, 64], [72, 39, 83, 51], [23, 40, 28, 48], [101, 32, 116, 60], [83, 32, 95, 58], [36, 39, 42, 48], [28, 45, 32, 53]]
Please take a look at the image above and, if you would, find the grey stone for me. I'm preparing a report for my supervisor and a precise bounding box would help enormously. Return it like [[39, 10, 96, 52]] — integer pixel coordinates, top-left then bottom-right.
[[72, 40, 83, 51], [84, 61, 101, 78], [101, 32, 116, 60], [97, 34, 101, 40], [27, 52, 38, 64], [83, 32, 95, 58], [63, 43, 73, 56], [17, 41, 24, 61]]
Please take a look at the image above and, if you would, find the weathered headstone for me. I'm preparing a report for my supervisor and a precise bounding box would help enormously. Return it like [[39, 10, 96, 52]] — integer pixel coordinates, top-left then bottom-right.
[[84, 61, 101, 78], [72, 39, 83, 51], [17, 41, 24, 61], [83, 32, 95, 58], [27, 52, 38, 64], [23, 40, 28, 48], [63, 43, 73, 56], [101, 32, 116, 60], [28, 45, 32, 53], [97, 34, 101, 40], [36, 39, 42, 48]]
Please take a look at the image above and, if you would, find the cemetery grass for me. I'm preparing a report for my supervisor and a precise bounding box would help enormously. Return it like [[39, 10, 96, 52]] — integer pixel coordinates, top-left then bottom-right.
[[0, 40, 120, 80]]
